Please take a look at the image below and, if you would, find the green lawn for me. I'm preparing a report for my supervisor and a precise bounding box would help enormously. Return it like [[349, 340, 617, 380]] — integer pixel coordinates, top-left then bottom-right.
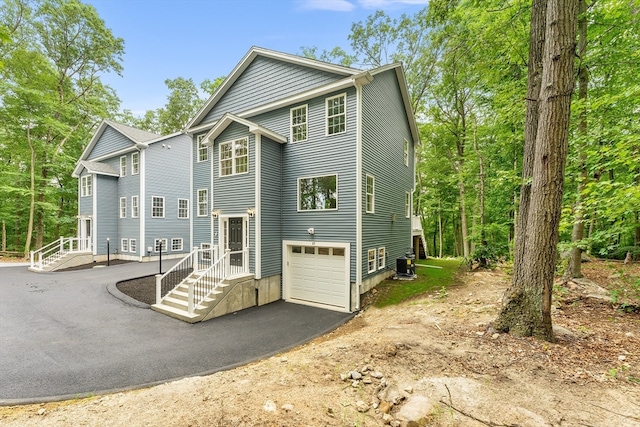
[[373, 258, 463, 308]]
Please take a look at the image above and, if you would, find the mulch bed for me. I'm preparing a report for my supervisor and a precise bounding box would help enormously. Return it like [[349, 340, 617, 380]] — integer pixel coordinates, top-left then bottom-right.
[[116, 275, 157, 305], [57, 259, 132, 271]]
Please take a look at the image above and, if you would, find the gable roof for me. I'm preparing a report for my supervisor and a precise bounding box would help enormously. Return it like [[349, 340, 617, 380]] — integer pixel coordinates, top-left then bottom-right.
[[203, 113, 287, 144], [186, 46, 362, 131], [75, 160, 119, 177], [107, 120, 160, 143]]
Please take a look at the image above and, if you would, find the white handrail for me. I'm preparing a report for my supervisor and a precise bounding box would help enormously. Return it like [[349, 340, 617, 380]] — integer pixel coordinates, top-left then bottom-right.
[[30, 237, 92, 269]]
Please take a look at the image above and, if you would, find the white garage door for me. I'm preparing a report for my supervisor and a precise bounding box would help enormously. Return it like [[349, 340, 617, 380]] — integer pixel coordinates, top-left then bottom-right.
[[285, 244, 349, 311]]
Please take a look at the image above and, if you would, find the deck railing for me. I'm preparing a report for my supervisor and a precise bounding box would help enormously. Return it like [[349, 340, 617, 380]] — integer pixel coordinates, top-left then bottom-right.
[[30, 237, 92, 270], [156, 246, 219, 303]]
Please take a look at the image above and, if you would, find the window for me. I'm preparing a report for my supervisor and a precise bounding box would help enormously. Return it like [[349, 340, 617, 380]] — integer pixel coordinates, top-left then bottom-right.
[[290, 105, 308, 142], [119, 197, 126, 218], [197, 189, 208, 217], [131, 196, 139, 218], [197, 134, 208, 162], [129, 239, 136, 253], [404, 139, 409, 166], [326, 93, 346, 135], [178, 198, 189, 219], [120, 156, 127, 177], [81, 175, 92, 197], [152, 196, 165, 218], [367, 249, 376, 273], [121, 238, 128, 252], [405, 192, 411, 218], [298, 174, 337, 211], [366, 174, 375, 213], [219, 137, 248, 176], [132, 152, 139, 175], [378, 247, 386, 270], [172, 238, 183, 251], [154, 238, 167, 252]]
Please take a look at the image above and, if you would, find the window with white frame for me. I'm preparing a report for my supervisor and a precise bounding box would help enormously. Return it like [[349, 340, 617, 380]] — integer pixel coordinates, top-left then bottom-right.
[[298, 174, 337, 211], [132, 151, 139, 175], [152, 196, 164, 218], [367, 249, 376, 273], [378, 247, 386, 270], [219, 137, 248, 176], [121, 238, 128, 252], [366, 174, 375, 213], [404, 139, 409, 166], [120, 156, 127, 177], [131, 195, 139, 218], [197, 134, 209, 162], [291, 104, 307, 142], [171, 238, 183, 251], [119, 197, 126, 218], [154, 238, 167, 252], [326, 93, 346, 135], [129, 239, 136, 253], [81, 175, 92, 197], [405, 192, 411, 218], [178, 198, 189, 219], [197, 189, 208, 217]]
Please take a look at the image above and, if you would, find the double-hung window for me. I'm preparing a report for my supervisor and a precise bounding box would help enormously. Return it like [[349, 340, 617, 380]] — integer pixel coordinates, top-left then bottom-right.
[[154, 238, 167, 252], [129, 239, 137, 253], [404, 139, 409, 166], [219, 137, 248, 176], [131, 196, 139, 218], [132, 152, 140, 175], [197, 189, 208, 217], [172, 238, 183, 251], [119, 197, 126, 218], [121, 238, 128, 252], [81, 175, 92, 197], [405, 192, 411, 218], [291, 105, 307, 142], [367, 249, 376, 273], [197, 134, 208, 162], [366, 174, 375, 213], [178, 198, 189, 219], [152, 196, 164, 218], [378, 247, 386, 270], [326, 93, 346, 135], [120, 156, 127, 177], [298, 174, 337, 211]]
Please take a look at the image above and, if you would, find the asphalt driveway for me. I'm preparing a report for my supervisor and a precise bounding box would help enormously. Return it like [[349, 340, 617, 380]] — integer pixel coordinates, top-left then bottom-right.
[[0, 262, 352, 405]]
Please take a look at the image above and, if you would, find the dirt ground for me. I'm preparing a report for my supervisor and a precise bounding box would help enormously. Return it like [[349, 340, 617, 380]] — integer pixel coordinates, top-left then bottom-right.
[[1, 261, 639, 427]]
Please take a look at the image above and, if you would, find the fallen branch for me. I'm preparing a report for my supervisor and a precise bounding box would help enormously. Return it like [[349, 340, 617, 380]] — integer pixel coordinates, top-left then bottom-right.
[[438, 399, 521, 427], [590, 403, 640, 422]]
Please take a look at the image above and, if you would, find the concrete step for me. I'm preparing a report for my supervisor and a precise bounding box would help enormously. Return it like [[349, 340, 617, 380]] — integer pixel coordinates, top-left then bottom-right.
[[151, 303, 200, 323], [171, 289, 219, 302]]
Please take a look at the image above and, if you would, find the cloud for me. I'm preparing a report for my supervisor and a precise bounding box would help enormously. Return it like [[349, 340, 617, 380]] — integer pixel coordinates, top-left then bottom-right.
[[357, 0, 429, 8], [298, 0, 356, 12]]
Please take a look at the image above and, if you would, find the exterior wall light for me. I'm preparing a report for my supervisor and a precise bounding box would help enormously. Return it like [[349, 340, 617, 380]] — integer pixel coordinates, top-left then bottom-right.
[[247, 208, 255, 217], [211, 210, 220, 218]]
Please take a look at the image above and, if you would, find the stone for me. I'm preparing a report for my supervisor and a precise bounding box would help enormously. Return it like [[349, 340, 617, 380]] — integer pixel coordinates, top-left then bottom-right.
[[618, 355, 627, 361], [281, 403, 294, 412], [382, 413, 394, 424], [370, 371, 384, 379], [37, 408, 46, 416], [263, 400, 277, 412], [395, 395, 434, 422], [350, 371, 363, 380], [363, 377, 373, 385], [378, 384, 407, 405], [492, 333, 500, 340], [340, 373, 349, 381], [352, 380, 360, 388], [355, 400, 369, 413], [404, 386, 413, 394], [378, 400, 393, 414]]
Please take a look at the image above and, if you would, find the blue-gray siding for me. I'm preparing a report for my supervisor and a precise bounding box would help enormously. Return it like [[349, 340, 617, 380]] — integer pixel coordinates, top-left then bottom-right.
[[192, 132, 211, 248], [95, 175, 118, 255], [117, 151, 140, 255], [361, 69, 414, 279], [260, 137, 283, 278], [78, 173, 93, 216], [87, 127, 133, 160], [201, 56, 346, 125]]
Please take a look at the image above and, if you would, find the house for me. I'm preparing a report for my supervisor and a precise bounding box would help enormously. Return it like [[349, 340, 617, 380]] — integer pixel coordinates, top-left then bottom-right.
[[31, 47, 421, 321]]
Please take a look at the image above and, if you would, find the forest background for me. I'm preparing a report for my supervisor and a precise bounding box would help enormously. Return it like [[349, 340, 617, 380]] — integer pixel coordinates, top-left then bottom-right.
[[0, 0, 638, 272]]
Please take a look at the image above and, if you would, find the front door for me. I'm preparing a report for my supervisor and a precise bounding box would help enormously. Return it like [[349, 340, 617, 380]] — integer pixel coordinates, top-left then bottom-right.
[[229, 217, 243, 268], [79, 218, 92, 251]]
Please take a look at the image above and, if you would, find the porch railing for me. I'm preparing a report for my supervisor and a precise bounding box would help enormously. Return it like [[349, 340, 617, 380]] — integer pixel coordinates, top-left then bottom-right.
[[30, 237, 92, 270], [156, 246, 219, 303]]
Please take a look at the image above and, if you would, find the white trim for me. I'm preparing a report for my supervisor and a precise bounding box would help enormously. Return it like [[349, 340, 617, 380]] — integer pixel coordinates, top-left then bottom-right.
[[355, 83, 363, 302], [218, 137, 249, 177], [290, 104, 308, 143], [365, 174, 375, 214], [131, 195, 139, 218], [190, 135, 194, 256], [197, 189, 208, 217], [296, 174, 338, 212], [154, 238, 167, 252], [196, 134, 209, 162], [131, 151, 139, 175], [129, 238, 136, 253], [367, 248, 376, 273], [121, 238, 129, 252], [405, 192, 411, 218], [255, 134, 262, 279], [404, 139, 409, 166], [92, 175, 97, 255], [119, 197, 127, 218], [171, 238, 184, 251], [325, 93, 347, 136], [80, 175, 92, 197], [178, 198, 189, 219], [139, 148, 146, 261], [282, 240, 351, 313], [377, 247, 386, 270], [151, 196, 165, 218], [119, 155, 127, 177]]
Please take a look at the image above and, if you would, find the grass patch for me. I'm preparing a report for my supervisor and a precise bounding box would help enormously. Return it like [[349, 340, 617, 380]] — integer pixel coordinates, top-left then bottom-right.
[[373, 258, 463, 308]]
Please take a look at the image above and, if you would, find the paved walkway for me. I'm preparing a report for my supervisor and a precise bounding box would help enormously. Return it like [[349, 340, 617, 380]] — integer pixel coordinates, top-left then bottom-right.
[[0, 262, 353, 405]]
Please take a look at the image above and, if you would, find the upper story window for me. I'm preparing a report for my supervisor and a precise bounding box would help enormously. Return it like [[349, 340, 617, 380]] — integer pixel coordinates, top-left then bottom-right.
[[132, 151, 139, 175], [405, 192, 411, 218], [366, 174, 375, 214], [119, 197, 126, 218], [298, 174, 337, 211], [197, 189, 208, 217], [120, 156, 127, 177], [197, 134, 209, 162], [326, 93, 346, 135], [219, 137, 248, 176], [290, 105, 308, 142], [81, 175, 92, 197], [152, 196, 165, 218], [178, 198, 189, 219], [131, 196, 139, 218], [404, 139, 409, 166]]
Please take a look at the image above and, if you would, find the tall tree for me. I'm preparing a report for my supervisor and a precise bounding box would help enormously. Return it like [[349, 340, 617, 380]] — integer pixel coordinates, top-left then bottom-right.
[[495, 0, 579, 341]]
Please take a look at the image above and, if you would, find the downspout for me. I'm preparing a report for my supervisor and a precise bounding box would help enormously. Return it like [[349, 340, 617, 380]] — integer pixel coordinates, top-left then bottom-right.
[[92, 174, 97, 255], [189, 136, 193, 254], [254, 133, 262, 279], [139, 148, 146, 262], [355, 84, 363, 311]]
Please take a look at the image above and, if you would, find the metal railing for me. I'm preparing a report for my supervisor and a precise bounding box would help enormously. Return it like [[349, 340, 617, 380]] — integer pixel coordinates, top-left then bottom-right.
[[30, 237, 92, 270], [156, 246, 219, 303]]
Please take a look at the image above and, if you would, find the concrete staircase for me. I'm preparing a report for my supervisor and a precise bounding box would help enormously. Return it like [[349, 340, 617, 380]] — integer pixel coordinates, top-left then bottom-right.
[[29, 251, 93, 272]]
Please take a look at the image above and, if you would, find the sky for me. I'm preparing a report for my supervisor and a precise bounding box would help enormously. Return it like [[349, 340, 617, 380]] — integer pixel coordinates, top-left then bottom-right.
[[84, 0, 429, 116]]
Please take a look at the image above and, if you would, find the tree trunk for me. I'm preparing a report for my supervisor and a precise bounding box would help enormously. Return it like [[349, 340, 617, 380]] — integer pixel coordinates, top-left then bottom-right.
[[495, 0, 578, 341], [566, 0, 588, 279], [2, 220, 6, 252], [438, 199, 444, 258], [24, 131, 36, 258], [473, 121, 487, 266], [458, 177, 470, 258]]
